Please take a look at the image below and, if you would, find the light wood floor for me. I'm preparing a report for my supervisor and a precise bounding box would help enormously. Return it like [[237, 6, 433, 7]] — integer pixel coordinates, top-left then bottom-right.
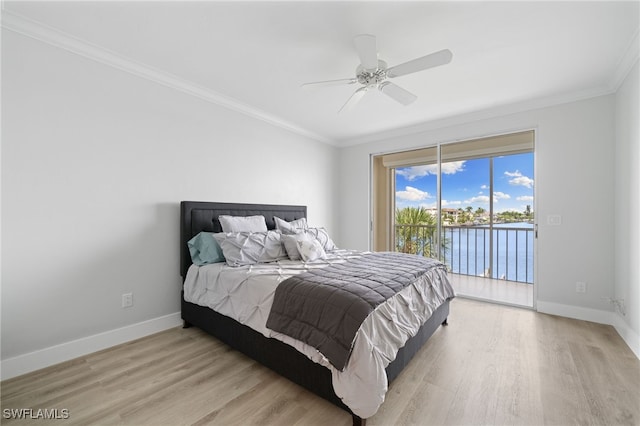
[[2, 298, 639, 425]]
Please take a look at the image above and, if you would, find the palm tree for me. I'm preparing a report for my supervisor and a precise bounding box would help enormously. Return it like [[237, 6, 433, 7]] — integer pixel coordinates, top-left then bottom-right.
[[395, 207, 438, 257]]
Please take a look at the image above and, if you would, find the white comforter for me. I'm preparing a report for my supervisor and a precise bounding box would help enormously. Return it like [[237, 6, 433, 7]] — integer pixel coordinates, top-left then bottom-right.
[[183, 250, 455, 418]]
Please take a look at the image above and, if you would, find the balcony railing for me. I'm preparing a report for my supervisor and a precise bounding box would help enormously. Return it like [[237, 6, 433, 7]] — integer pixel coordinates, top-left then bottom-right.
[[395, 224, 534, 284]]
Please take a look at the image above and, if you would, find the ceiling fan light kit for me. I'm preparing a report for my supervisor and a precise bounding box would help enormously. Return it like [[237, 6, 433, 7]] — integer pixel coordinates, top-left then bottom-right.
[[304, 34, 453, 113], [356, 60, 388, 85]]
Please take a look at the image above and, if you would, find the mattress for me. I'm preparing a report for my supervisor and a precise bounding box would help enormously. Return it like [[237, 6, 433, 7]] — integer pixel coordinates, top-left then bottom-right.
[[183, 249, 455, 418]]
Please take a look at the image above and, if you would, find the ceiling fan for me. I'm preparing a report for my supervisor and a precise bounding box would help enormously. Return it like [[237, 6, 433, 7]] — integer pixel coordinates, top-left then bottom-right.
[[303, 34, 453, 113]]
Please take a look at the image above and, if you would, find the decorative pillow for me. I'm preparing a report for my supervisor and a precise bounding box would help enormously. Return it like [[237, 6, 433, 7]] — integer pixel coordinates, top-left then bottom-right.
[[306, 227, 337, 251], [296, 238, 327, 262], [274, 216, 308, 235], [219, 215, 268, 233], [214, 231, 287, 266], [280, 233, 306, 260], [187, 232, 225, 266]]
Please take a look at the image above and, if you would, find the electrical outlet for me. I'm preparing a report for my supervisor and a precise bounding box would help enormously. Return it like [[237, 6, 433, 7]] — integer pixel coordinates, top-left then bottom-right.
[[576, 282, 587, 293], [122, 293, 133, 308], [547, 214, 562, 225]]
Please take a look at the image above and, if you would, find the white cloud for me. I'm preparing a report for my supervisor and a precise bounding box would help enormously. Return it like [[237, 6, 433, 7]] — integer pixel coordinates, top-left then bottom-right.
[[510, 176, 535, 188], [396, 186, 431, 201], [396, 165, 437, 181], [441, 199, 462, 207], [464, 195, 490, 204], [463, 192, 510, 205], [495, 207, 522, 213], [396, 161, 465, 181], [505, 170, 534, 188], [419, 201, 438, 210], [441, 161, 466, 175], [517, 195, 534, 202]]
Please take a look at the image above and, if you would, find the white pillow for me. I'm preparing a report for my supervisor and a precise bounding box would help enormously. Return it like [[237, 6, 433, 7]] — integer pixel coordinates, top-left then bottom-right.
[[296, 238, 327, 262], [281, 228, 337, 260], [219, 215, 268, 233], [281, 233, 306, 260], [274, 216, 308, 235], [306, 227, 337, 251], [214, 231, 287, 266]]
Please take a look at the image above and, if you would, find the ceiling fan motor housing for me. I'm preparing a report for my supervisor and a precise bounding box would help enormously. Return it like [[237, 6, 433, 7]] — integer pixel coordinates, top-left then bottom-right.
[[356, 60, 388, 86]]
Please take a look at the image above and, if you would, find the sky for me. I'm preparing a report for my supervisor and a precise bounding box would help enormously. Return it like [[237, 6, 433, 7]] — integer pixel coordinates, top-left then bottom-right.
[[395, 152, 534, 213]]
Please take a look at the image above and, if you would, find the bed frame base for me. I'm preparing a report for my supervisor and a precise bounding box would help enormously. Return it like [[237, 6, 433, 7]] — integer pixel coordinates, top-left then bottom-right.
[[182, 293, 449, 425]]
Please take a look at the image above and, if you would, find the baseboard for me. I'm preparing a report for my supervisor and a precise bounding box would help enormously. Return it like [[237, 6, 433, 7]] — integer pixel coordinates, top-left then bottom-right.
[[537, 300, 639, 360], [1, 312, 182, 381], [3, 304, 636, 381], [536, 300, 614, 324], [612, 313, 640, 360]]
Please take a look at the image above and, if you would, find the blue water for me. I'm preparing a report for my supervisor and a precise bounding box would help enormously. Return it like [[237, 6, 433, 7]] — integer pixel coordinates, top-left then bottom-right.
[[443, 222, 534, 283]]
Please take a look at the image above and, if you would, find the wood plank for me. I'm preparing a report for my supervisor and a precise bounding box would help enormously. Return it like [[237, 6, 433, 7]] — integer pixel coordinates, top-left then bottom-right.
[[2, 299, 638, 425]]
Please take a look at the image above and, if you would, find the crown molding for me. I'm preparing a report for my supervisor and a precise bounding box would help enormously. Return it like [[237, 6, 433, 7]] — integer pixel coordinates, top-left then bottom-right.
[[1, 10, 335, 146], [339, 84, 614, 147], [609, 27, 640, 91], [3, 8, 634, 149], [334, 27, 640, 147]]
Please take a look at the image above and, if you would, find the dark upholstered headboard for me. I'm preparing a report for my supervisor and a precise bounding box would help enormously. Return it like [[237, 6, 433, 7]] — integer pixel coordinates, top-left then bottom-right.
[[180, 201, 307, 278]]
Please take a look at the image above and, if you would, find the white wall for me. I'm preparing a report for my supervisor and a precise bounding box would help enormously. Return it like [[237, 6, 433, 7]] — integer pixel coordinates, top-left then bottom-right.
[[2, 19, 637, 380], [338, 95, 618, 320], [614, 59, 640, 357], [1, 29, 338, 374]]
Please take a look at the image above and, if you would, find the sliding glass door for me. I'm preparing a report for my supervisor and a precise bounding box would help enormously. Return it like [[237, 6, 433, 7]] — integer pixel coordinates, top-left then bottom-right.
[[373, 130, 535, 307], [492, 153, 535, 283], [439, 155, 491, 276], [394, 156, 439, 259], [439, 151, 534, 284]]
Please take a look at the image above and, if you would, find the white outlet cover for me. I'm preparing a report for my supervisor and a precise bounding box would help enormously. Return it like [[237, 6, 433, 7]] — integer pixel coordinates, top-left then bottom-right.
[[547, 214, 562, 225], [122, 293, 133, 308]]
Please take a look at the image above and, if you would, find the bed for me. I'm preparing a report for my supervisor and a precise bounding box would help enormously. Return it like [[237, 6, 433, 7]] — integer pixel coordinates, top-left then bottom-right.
[[180, 201, 454, 425]]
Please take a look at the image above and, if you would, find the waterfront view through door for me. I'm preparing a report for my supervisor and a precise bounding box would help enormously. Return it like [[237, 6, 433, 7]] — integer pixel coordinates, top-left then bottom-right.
[[393, 134, 535, 308]]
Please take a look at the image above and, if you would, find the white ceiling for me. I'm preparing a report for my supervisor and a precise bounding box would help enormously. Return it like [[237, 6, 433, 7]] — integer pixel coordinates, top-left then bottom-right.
[[3, 1, 639, 146]]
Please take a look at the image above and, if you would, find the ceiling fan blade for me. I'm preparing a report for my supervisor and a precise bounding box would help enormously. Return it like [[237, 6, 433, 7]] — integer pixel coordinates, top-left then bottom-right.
[[379, 82, 417, 106], [301, 78, 358, 87], [354, 34, 378, 71], [387, 49, 453, 78], [339, 86, 368, 113]]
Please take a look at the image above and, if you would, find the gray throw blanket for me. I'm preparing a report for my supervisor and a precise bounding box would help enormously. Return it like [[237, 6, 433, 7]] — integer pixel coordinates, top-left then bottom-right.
[[265, 251, 445, 371]]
